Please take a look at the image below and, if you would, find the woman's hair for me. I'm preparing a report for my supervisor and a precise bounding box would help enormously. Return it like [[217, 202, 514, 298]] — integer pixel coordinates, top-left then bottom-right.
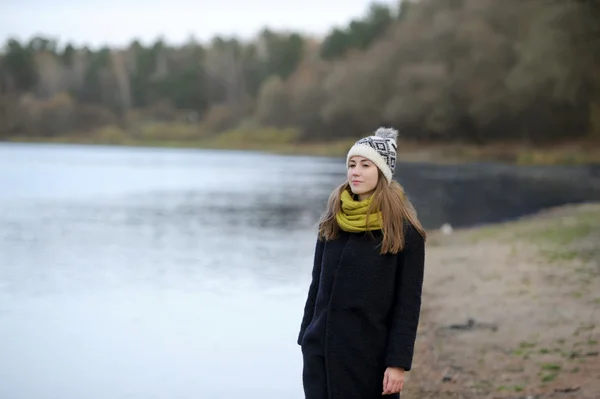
[[318, 170, 426, 255]]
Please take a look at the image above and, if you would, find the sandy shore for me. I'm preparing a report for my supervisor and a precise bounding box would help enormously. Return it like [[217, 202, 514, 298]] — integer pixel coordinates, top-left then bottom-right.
[[404, 202, 600, 399]]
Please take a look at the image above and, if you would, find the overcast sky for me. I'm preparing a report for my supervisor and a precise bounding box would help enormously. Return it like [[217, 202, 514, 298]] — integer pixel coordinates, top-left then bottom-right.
[[1, 0, 399, 49]]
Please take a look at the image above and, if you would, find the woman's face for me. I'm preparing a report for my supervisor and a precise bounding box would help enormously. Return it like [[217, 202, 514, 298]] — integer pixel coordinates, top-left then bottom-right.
[[347, 156, 379, 200]]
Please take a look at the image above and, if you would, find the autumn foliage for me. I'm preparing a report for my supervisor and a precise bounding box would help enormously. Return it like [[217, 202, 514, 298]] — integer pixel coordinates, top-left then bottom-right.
[[1, 0, 599, 144]]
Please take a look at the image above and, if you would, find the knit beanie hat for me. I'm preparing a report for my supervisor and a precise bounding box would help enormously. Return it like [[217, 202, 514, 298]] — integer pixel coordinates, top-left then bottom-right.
[[346, 127, 399, 185]]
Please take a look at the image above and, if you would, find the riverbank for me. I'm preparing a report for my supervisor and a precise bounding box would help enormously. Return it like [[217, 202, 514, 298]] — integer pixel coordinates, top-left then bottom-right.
[[5, 127, 600, 165], [406, 202, 600, 398]]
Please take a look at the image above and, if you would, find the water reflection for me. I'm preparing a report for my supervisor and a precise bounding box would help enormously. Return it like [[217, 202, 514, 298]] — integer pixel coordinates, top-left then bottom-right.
[[396, 162, 600, 228], [2, 145, 600, 295]]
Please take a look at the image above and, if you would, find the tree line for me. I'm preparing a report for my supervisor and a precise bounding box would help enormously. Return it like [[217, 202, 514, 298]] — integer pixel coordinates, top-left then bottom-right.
[[1, 0, 599, 144]]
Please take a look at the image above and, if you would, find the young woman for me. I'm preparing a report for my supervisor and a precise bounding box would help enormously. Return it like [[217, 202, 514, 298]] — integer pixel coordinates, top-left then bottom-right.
[[297, 127, 426, 399]]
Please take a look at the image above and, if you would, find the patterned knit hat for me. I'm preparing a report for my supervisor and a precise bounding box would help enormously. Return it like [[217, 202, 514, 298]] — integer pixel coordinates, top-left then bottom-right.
[[346, 127, 398, 185]]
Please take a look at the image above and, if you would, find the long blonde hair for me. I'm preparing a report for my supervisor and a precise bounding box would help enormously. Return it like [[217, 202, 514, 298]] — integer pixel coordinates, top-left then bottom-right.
[[318, 170, 426, 255]]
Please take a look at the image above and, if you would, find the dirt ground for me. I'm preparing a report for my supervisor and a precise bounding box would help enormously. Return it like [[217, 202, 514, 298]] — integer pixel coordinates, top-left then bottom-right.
[[403, 202, 600, 399]]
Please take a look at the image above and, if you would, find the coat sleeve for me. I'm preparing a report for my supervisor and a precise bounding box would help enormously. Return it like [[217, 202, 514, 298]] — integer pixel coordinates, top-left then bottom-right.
[[297, 237, 325, 345], [384, 223, 425, 371]]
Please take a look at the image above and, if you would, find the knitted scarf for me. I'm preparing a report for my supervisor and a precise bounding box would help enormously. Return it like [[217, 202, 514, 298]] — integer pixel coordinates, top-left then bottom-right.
[[336, 190, 383, 232]]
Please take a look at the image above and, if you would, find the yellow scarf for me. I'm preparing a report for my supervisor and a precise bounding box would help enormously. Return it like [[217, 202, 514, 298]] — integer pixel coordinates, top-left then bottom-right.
[[336, 190, 383, 232]]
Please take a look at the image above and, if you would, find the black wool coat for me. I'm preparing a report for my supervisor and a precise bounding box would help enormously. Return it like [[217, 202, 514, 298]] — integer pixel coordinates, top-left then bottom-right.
[[297, 222, 425, 399]]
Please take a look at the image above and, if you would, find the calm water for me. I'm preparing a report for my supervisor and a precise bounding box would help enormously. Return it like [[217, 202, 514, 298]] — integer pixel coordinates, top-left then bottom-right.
[[1, 143, 599, 399]]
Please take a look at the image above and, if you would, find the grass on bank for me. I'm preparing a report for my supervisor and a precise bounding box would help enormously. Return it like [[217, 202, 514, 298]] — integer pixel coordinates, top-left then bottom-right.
[[467, 203, 600, 266], [5, 123, 600, 165]]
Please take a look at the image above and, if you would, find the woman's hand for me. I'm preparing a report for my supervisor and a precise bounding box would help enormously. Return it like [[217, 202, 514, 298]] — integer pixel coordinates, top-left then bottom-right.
[[382, 367, 405, 395]]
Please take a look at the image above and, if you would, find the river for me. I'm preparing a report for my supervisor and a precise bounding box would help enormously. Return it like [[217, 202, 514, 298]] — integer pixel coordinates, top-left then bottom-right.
[[1, 142, 599, 399]]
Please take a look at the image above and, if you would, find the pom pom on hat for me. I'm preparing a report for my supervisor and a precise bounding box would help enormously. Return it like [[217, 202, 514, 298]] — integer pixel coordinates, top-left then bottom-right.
[[373, 127, 399, 141], [346, 127, 398, 185]]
